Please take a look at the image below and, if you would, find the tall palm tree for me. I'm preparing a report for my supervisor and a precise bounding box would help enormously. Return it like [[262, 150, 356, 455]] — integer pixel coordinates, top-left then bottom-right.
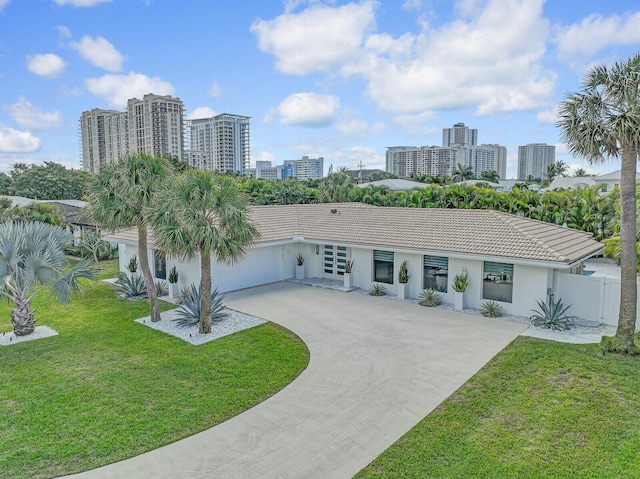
[[480, 170, 500, 183], [318, 171, 355, 202], [87, 154, 173, 322], [0, 222, 94, 336], [451, 163, 475, 183], [557, 53, 640, 352], [151, 170, 259, 333], [573, 167, 588, 177]]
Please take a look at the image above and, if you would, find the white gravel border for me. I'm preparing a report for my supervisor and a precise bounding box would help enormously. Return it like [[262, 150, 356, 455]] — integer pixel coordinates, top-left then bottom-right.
[[0, 326, 58, 346], [135, 308, 267, 345]]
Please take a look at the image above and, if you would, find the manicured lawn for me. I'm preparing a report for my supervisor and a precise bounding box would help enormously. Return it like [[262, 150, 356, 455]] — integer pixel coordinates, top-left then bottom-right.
[[0, 260, 309, 479], [356, 336, 640, 478]]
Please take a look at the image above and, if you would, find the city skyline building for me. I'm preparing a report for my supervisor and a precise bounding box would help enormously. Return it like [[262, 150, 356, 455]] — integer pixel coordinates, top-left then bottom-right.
[[517, 143, 556, 180], [283, 156, 324, 181], [79, 108, 128, 173], [442, 122, 478, 147]]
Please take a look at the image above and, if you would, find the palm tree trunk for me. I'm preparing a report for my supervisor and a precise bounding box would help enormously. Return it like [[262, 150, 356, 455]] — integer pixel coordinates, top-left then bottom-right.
[[11, 293, 37, 336], [616, 146, 638, 345], [138, 224, 161, 322], [199, 249, 212, 334]]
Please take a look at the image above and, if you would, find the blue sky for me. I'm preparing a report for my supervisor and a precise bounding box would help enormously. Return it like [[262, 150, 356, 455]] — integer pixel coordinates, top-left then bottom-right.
[[1, 0, 640, 178]]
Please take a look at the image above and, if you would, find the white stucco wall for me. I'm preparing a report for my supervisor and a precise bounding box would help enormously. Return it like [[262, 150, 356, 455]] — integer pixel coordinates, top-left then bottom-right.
[[509, 264, 550, 317]]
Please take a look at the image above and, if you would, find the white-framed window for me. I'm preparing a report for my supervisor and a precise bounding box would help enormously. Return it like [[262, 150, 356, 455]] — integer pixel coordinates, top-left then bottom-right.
[[154, 251, 167, 280], [373, 250, 394, 284], [482, 261, 513, 303], [424, 255, 448, 292]]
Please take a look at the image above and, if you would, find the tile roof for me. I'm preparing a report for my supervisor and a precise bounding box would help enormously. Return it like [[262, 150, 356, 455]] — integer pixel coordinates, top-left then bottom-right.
[[106, 203, 604, 265], [596, 169, 640, 181]]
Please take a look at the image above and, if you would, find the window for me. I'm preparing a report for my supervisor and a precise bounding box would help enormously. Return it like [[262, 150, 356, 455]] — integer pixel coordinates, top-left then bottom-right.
[[154, 251, 167, 280], [424, 255, 448, 292], [373, 250, 394, 284], [482, 261, 513, 303]]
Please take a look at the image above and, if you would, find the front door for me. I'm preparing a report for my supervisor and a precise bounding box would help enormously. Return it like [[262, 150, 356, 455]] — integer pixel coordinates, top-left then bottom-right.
[[323, 245, 348, 279]]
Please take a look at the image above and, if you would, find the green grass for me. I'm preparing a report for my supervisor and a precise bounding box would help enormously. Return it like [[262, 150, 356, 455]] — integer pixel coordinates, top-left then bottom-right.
[[356, 337, 640, 478], [0, 260, 309, 479]]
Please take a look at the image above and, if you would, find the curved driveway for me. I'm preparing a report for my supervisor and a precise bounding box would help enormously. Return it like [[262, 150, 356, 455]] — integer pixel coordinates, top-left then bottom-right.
[[67, 282, 527, 479]]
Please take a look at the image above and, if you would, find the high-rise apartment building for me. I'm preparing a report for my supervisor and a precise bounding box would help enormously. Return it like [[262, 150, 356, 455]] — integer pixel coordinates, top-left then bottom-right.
[[481, 144, 507, 179], [386, 147, 420, 177], [442, 122, 478, 147], [79, 109, 128, 173], [80, 94, 185, 173], [186, 113, 250, 173], [517, 143, 555, 180], [127, 94, 184, 160], [283, 156, 324, 181]]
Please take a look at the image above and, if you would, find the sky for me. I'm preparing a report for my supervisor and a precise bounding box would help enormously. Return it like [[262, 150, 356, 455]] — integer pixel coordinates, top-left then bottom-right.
[[1, 0, 640, 178]]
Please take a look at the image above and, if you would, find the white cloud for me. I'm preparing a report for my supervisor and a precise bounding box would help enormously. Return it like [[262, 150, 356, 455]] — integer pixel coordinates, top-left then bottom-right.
[[278, 92, 340, 127], [56, 25, 71, 38], [208, 82, 222, 98], [26, 53, 66, 78], [537, 104, 558, 125], [402, 0, 421, 11], [555, 12, 640, 61], [71, 35, 124, 71], [0, 0, 11, 12], [370, 122, 387, 134], [251, 151, 276, 166], [4, 96, 64, 131], [186, 106, 216, 120], [336, 118, 368, 141], [85, 72, 174, 108], [251, 1, 377, 75], [0, 127, 41, 153], [53, 0, 111, 6]]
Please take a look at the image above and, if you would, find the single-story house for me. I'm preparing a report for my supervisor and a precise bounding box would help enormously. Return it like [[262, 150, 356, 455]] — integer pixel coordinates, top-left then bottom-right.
[[107, 203, 605, 319], [356, 179, 429, 191], [594, 170, 640, 193], [546, 176, 599, 191]]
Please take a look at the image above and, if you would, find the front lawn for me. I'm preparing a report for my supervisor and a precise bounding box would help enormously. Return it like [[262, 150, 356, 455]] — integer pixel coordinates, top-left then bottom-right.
[[356, 336, 640, 478], [0, 260, 309, 479]]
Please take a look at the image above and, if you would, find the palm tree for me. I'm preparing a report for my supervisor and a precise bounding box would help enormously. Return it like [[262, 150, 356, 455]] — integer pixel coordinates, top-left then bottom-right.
[[480, 170, 500, 183], [151, 170, 259, 333], [87, 154, 173, 322], [0, 222, 94, 336], [451, 163, 475, 183], [573, 167, 588, 177], [319, 171, 355, 202], [557, 53, 640, 352]]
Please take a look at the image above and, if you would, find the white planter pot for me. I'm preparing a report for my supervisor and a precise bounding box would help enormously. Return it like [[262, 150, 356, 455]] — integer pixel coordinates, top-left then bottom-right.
[[454, 291, 465, 311], [296, 265, 305, 280], [398, 282, 408, 299], [344, 273, 353, 288], [169, 282, 179, 299]]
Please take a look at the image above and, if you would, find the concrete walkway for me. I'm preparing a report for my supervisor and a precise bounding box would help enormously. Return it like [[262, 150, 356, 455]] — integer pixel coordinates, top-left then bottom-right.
[[65, 282, 527, 479]]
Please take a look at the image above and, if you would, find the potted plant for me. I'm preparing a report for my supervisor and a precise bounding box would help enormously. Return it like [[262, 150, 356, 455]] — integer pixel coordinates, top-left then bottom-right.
[[126, 254, 138, 278], [397, 260, 410, 299], [343, 260, 354, 288], [296, 253, 305, 280], [168, 265, 179, 299], [452, 270, 470, 311]]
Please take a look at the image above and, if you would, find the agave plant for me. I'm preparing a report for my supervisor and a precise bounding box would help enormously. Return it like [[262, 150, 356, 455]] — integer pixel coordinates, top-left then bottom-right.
[[530, 296, 577, 330], [369, 283, 387, 296], [451, 272, 470, 292], [480, 300, 503, 318], [116, 274, 147, 299], [155, 281, 169, 297], [173, 284, 228, 328], [418, 288, 441, 307]]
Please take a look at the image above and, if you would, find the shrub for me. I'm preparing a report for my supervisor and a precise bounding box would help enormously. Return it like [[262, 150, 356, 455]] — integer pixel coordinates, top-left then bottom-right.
[[418, 288, 441, 307], [398, 260, 410, 284], [115, 271, 127, 283], [173, 284, 228, 328], [168, 265, 179, 284], [296, 254, 304, 266], [155, 281, 168, 297], [530, 296, 576, 331], [116, 274, 147, 299], [451, 272, 470, 292], [369, 283, 387, 296], [127, 255, 138, 273], [480, 300, 503, 317], [344, 260, 354, 274]]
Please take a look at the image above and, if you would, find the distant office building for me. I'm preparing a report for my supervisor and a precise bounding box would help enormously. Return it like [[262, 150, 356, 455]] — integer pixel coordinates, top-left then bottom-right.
[[442, 122, 478, 147], [245, 161, 283, 180], [481, 144, 507, 179], [127, 94, 185, 161], [386, 147, 420, 177], [419, 146, 458, 176], [184, 150, 213, 171], [283, 156, 324, 181], [186, 113, 250, 173], [517, 143, 555, 180], [79, 108, 128, 173]]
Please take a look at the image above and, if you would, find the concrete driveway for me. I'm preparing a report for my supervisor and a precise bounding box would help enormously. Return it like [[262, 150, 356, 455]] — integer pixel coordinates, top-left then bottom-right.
[[66, 282, 527, 479]]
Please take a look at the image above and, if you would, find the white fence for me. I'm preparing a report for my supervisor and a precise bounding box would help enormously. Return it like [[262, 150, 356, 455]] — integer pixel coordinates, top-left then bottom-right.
[[556, 273, 639, 327]]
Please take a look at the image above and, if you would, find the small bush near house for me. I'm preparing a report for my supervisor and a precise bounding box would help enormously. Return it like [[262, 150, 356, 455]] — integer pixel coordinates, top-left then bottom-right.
[[173, 284, 228, 328], [418, 288, 441, 307], [369, 283, 387, 296], [480, 300, 503, 318], [530, 296, 576, 330], [451, 272, 470, 293], [116, 274, 147, 299], [155, 281, 169, 297]]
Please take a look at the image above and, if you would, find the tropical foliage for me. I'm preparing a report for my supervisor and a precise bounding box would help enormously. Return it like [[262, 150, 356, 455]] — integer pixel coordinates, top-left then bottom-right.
[[480, 300, 503, 318], [116, 274, 147, 300], [452, 272, 470, 293], [369, 283, 387, 296], [418, 288, 441, 307], [173, 284, 228, 328], [530, 297, 577, 331], [0, 162, 90, 200], [557, 52, 640, 351], [0, 221, 94, 335]]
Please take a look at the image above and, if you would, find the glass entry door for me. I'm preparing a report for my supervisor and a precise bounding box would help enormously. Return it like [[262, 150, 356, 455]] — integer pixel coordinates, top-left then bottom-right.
[[323, 245, 348, 279]]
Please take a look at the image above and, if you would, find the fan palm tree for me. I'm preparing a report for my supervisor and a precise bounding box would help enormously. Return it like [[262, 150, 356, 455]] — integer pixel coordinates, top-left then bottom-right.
[[318, 171, 355, 202], [86, 153, 173, 322], [151, 170, 259, 333], [480, 169, 499, 183], [0, 222, 94, 336], [451, 163, 475, 183], [557, 53, 640, 352]]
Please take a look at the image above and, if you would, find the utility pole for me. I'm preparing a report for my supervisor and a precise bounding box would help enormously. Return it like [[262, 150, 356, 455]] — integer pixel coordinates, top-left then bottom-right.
[[357, 160, 365, 184]]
